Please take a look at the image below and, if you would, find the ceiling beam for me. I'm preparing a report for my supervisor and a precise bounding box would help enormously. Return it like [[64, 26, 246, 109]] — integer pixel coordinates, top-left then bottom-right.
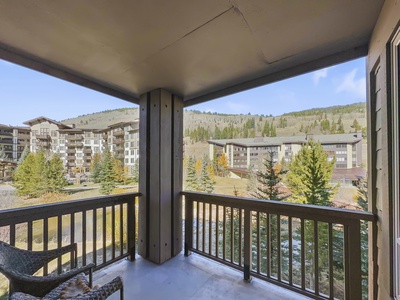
[[0, 42, 139, 105], [184, 44, 368, 107]]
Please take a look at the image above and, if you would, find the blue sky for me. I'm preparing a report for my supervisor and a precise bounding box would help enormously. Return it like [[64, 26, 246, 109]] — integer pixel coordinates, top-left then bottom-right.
[[0, 57, 366, 126]]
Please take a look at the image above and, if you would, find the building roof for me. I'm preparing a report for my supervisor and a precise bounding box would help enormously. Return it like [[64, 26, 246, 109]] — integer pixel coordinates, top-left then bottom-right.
[[209, 133, 363, 147], [0, 1, 384, 106], [23, 116, 72, 129], [0, 124, 30, 130]]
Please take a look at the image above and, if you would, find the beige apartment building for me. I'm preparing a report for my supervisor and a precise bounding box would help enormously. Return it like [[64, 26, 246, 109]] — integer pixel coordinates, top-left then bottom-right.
[[21, 116, 139, 176], [209, 131, 363, 171], [0, 123, 30, 161]]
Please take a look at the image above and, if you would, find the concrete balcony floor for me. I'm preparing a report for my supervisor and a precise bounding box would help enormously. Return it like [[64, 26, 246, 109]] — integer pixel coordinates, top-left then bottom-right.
[[94, 253, 312, 300]]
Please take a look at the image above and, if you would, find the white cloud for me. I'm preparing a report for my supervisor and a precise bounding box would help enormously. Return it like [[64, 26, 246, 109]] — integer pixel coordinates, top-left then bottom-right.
[[226, 101, 250, 114], [336, 68, 366, 98], [312, 68, 328, 85]]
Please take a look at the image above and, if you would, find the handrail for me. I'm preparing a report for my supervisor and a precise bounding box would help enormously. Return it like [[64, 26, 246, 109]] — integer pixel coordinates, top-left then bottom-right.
[[0, 193, 140, 274], [182, 191, 374, 224], [182, 191, 375, 300]]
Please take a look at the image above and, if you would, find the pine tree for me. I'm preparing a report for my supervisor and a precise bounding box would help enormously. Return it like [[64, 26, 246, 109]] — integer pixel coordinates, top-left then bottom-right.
[[286, 138, 336, 205], [13, 152, 37, 197], [99, 149, 116, 195], [18, 146, 30, 165], [185, 156, 198, 191], [252, 151, 287, 201], [13, 150, 66, 198], [251, 150, 288, 276], [90, 153, 103, 183], [198, 159, 215, 193], [286, 139, 338, 290], [46, 153, 68, 192]]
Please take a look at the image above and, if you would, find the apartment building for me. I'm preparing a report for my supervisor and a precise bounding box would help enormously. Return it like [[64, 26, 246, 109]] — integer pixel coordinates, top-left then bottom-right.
[[0, 123, 30, 161], [208, 132, 363, 171], [22, 117, 139, 176]]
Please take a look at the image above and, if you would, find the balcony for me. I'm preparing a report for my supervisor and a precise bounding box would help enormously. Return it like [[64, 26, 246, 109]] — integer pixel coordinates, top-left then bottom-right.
[[0, 192, 373, 299], [66, 149, 76, 154], [114, 146, 124, 152], [83, 163, 91, 167], [113, 138, 124, 144], [67, 162, 76, 167], [36, 134, 50, 140], [83, 148, 92, 154], [66, 135, 84, 141], [66, 142, 84, 147], [113, 129, 124, 136], [66, 155, 76, 160], [0, 138, 13, 144]]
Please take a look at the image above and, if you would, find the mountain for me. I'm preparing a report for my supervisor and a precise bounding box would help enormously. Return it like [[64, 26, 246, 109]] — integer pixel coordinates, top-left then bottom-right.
[[62, 102, 366, 139]]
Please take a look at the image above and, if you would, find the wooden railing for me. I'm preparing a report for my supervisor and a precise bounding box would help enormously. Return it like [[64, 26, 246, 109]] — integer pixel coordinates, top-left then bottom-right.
[[182, 191, 375, 300], [0, 193, 139, 274]]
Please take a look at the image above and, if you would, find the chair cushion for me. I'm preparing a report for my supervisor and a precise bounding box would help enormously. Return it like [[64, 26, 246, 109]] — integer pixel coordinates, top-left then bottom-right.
[[10, 273, 89, 300], [45, 273, 89, 299]]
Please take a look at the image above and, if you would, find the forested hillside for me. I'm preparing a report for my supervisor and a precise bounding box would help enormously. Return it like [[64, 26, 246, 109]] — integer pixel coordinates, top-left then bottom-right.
[[62, 102, 366, 141], [184, 102, 366, 143]]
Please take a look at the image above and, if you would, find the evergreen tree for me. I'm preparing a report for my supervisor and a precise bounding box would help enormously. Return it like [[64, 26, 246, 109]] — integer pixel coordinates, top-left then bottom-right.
[[99, 149, 116, 195], [251, 151, 288, 277], [185, 156, 198, 191], [18, 146, 30, 165], [252, 151, 287, 201], [13, 152, 37, 197], [13, 150, 66, 198], [286, 138, 336, 205], [286, 139, 338, 290], [198, 158, 215, 193], [46, 153, 68, 192], [90, 153, 103, 183]]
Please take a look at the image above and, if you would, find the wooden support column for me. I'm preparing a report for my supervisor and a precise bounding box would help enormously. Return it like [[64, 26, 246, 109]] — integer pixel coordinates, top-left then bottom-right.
[[138, 89, 183, 264]]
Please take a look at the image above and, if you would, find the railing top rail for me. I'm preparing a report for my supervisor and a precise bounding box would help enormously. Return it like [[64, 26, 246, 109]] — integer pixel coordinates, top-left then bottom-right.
[[0, 192, 141, 226], [181, 191, 374, 223]]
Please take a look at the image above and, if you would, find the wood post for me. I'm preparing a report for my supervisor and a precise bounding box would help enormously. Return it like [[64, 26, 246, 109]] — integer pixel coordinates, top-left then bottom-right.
[[138, 89, 183, 264]]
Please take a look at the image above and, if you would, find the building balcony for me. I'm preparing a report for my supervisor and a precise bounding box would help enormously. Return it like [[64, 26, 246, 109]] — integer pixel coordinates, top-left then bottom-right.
[[113, 138, 124, 144], [83, 148, 92, 154], [66, 135, 84, 141], [67, 162, 76, 167], [66, 149, 76, 154], [82, 162, 91, 167], [35, 134, 50, 140], [0, 192, 373, 300], [66, 155, 76, 160], [66, 142, 84, 147], [114, 146, 124, 152], [113, 129, 125, 136]]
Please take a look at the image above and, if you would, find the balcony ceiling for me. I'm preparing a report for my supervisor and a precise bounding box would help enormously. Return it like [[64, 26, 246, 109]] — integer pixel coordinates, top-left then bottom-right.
[[0, 0, 384, 106]]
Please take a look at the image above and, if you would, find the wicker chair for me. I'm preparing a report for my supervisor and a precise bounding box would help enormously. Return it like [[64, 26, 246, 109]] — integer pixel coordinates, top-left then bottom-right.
[[0, 241, 94, 298], [10, 273, 124, 300]]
